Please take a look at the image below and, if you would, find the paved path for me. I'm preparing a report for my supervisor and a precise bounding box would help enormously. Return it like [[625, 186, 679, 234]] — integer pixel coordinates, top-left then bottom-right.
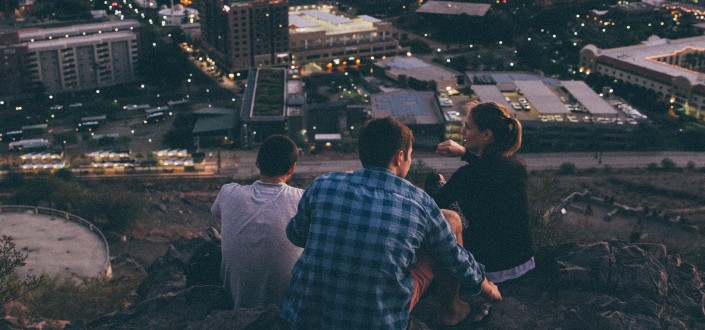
[[222, 151, 705, 180], [1, 209, 109, 279]]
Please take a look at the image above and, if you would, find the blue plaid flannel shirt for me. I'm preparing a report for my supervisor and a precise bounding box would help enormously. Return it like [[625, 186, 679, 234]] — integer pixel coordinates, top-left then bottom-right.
[[282, 168, 486, 329]]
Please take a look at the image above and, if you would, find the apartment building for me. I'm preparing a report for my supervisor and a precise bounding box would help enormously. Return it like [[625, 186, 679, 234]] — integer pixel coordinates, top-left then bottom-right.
[[580, 35, 705, 121], [11, 19, 141, 94], [199, 0, 289, 73], [288, 5, 404, 66]]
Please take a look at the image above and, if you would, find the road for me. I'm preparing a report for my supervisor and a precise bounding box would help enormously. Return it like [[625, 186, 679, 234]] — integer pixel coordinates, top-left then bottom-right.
[[5, 150, 702, 180], [220, 151, 705, 180]]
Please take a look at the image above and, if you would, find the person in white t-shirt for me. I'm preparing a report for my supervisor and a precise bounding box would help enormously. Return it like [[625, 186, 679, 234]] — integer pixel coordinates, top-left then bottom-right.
[[211, 135, 303, 308]]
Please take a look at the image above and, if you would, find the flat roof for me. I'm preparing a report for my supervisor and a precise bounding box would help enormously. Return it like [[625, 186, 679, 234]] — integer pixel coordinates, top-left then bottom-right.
[[371, 90, 444, 125], [289, 5, 379, 35], [586, 35, 705, 88], [194, 107, 232, 116], [471, 85, 516, 115], [416, 1, 491, 16], [375, 56, 461, 83], [1, 209, 108, 278], [18, 19, 140, 41], [561, 80, 618, 115], [514, 80, 569, 115], [24, 31, 136, 50], [193, 114, 235, 134]]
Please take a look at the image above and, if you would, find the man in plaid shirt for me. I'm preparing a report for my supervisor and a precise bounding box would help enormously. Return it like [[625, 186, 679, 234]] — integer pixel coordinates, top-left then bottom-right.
[[282, 117, 502, 329]]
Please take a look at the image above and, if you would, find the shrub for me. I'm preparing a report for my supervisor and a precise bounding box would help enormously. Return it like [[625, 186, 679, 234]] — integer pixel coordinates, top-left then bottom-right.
[[557, 162, 577, 175], [1, 235, 44, 304], [661, 157, 677, 171], [527, 172, 562, 249], [687, 161, 696, 170], [647, 162, 659, 171], [19, 274, 141, 322]]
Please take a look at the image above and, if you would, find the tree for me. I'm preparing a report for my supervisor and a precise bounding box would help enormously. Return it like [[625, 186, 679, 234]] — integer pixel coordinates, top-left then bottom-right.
[[1, 235, 43, 305], [558, 162, 577, 175]]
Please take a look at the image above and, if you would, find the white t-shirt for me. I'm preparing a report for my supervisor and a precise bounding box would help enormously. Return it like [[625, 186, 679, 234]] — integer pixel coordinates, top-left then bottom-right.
[[211, 181, 304, 308]]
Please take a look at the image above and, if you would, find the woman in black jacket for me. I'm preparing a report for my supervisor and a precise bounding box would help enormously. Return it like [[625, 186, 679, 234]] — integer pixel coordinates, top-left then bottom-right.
[[434, 101, 535, 284]]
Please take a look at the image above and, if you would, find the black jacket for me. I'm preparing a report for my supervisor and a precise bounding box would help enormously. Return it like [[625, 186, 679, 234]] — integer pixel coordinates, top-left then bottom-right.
[[433, 151, 534, 272]]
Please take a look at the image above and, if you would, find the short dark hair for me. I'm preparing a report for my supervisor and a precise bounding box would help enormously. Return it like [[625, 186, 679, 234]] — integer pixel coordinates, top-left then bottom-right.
[[358, 117, 414, 168], [257, 135, 298, 177]]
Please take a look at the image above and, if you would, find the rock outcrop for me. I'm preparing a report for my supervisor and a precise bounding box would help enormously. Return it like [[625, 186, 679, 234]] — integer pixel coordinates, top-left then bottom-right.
[[66, 235, 705, 330]]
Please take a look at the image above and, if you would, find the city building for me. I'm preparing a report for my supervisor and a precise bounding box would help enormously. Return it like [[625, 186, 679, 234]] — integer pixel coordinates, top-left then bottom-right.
[[580, 35, 705, 121], [415, 1, 490, 17], [0, 29, 31, 100], [240, 68, 304, 147], [288, 5, 405, 68], [1, 19, 142, 94], [373, 56, 463, 93], [198, 0, 289, 74], [370, 90, 445, 149], [158, 4, 201, 40]]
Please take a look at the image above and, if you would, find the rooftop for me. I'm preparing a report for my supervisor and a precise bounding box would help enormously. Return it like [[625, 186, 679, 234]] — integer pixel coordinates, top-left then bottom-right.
[[375, 56, 462, 83], [289, 5, 380, 35], [371, 90, 444, 125], [585, 35, 705, 88], [416, 1, 491, 16]]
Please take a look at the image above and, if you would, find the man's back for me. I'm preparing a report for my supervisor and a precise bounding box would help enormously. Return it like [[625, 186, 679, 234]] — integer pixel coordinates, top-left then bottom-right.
[[283, 168, 453, 329], [212, 181, 303, 308]]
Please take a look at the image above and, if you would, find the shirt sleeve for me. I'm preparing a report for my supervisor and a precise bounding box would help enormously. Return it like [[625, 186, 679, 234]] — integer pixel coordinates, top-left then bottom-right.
[[210, 188, 223, 218], [286, 184, 313, 248], [424, 202, 485, 295]]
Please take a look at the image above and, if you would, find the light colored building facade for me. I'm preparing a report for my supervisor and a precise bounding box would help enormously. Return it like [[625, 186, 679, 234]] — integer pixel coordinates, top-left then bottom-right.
[[199, 0, 289, 73], [580, 35, 705, 121], [16, 20, 140, 94], [288, 5, 405, 67]]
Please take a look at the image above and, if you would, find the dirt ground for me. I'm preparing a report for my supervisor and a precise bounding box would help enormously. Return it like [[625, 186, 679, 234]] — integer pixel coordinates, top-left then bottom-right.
[[108, 167, 705, 270]]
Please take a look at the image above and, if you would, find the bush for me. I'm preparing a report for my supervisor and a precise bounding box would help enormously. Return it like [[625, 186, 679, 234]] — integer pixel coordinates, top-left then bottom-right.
[[19, 274, 140, 322], [687, 161, 696, 170], [557, 162, 577, 175], [7, 177, 147, 234], [527, 172, 561, 249], [661, 157, 677, 171], [1, 235, 44, 304], [647, 162, 659, 171]]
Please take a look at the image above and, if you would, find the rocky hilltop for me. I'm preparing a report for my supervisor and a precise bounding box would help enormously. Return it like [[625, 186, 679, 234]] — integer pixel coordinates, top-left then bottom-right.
[[63, 231, 705, 330]]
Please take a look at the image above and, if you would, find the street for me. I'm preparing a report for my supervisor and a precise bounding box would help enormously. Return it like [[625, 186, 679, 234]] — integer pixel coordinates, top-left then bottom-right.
[[213, 150, 705, 180]]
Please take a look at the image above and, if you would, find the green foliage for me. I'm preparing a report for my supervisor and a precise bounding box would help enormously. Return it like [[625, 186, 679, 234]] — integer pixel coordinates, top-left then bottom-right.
[[400, 39, 432, 55], [19, 274, 140, 322], [557, 162, 577, 175], [647, 162, 659, 171], [1, 236, 44, 304], [1, 171, 26, 189], [163, 113, 197, 150], [527, 172, 562, 249], [80, 189, 148, 232], [687, 161, 696, 170], [661, 157, 677, 171], [53, 132, 78, 146], [139, 41, 189, 90], [253, 69, 285, 116], [7, 173, 147, 234]]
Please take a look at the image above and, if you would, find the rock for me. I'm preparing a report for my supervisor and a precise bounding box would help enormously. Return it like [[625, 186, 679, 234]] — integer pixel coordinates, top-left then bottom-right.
[[135, 253, 188, 302], [63, 238, 705, 330], [69, 285, 231, 330]]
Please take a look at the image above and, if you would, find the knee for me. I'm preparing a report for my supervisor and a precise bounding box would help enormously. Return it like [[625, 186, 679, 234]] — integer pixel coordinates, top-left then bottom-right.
[[441, 209, 462, 234]]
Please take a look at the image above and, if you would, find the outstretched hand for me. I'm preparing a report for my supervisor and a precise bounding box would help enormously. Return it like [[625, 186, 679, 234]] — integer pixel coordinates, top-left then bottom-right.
[[480, 278, 502, 302], [436, 140, 466, 157]]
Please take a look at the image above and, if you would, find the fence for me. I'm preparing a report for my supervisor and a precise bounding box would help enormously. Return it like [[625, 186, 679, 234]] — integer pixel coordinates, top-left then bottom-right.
[[0, 205, 112, 279]]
